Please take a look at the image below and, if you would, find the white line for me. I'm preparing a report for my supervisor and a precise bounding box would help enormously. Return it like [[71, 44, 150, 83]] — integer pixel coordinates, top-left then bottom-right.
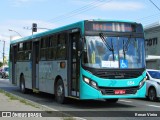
[[147, 105, 160, 108], [41, 104, 59, 111], [41, 105, 87, 120], [74, 117, 87, 120], [119, 100, 133, 103]]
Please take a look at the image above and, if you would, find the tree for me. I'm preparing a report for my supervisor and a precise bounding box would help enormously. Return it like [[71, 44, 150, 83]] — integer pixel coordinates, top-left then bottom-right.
[[4, 56, 8, 65], [0, 61, 3, 67]]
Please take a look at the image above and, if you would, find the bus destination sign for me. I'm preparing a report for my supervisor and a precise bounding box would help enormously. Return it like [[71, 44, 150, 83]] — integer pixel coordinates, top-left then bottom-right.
[[92, 23, 133, 32], [85, 22, 140, 33]]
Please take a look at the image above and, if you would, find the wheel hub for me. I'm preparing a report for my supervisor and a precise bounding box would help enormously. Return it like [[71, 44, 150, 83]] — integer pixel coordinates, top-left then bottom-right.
[[57, 85, 63, 96]]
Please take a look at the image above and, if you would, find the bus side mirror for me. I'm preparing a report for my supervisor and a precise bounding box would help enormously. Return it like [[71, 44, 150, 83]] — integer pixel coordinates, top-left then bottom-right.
[[146, 75, 149, 80], [78, 50, 84, 59], [79, 37, 84, 51]]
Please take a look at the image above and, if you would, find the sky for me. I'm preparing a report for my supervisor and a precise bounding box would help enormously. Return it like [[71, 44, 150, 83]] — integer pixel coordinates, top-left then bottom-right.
[[0, 0, 160, 62]]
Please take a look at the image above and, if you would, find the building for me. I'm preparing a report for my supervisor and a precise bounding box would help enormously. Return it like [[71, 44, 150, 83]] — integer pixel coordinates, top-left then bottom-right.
[[144, 21, 160, 69]]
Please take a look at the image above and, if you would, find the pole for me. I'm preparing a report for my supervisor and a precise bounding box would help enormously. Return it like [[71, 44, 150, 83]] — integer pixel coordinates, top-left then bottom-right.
[[3, 41, 5, 66]]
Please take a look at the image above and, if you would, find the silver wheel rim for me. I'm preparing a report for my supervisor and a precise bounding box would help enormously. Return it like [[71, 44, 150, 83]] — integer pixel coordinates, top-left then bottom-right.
[[149, 89, 155, 101], [57, 85, 63, 97], [21, 82, 24, 91]]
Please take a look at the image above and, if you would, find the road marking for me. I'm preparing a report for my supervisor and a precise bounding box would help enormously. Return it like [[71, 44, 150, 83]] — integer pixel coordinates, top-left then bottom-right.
[[119, 100, 133, 103], [147, 105, 160, 108], [41, 104, 87, 120], [41, 104, 59, 111]]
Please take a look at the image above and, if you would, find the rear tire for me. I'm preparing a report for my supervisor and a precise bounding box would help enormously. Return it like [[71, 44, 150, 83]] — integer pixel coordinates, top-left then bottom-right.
[[1, 74, 4, 78], [20, 75, 27, 94], [148, 87, 157, 101], [55, 79, 66, 104], [105, 99, 119, 103]]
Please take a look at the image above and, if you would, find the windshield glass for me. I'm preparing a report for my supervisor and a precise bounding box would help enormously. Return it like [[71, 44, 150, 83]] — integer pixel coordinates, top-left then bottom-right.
[[148, 71, 160, 79], [83, 36, 145, 69]]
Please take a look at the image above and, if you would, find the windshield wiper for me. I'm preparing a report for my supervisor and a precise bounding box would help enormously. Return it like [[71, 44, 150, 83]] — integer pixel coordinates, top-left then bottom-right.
[[122, 40, 126, 59], [99, 33, 113, 51], [99, 33, 115, 60], [122, 37, 131, 60]]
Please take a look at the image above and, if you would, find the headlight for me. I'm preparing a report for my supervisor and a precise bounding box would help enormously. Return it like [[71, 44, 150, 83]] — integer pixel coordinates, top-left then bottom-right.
[[83, 76, 98, 89], [90, 81, 97, 88], [83, 77, 90, 84], [139, 77, 146, 89]]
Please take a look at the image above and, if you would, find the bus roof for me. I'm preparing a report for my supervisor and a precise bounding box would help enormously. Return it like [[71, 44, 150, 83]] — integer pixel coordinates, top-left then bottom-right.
[[10, 19, 139, 44], [10, 20, 85, 44]]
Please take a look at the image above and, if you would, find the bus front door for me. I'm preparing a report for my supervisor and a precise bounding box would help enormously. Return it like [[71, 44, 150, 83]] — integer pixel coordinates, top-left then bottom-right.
[[69, 32, 80, 98], [32, 41, 39, 90]]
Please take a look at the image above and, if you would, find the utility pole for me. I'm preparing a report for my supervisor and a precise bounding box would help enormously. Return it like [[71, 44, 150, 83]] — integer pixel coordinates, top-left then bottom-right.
[[0, 40, 5, 66]]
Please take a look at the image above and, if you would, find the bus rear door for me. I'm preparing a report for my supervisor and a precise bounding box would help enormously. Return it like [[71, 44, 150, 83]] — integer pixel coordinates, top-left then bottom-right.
[[32, 41, 39, 90], [12, 45, 17, 85]]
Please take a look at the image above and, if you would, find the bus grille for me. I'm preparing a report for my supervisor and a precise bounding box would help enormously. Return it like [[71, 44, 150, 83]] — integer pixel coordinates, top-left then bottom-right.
[[99, 86, 139, 95], [94, 71, 141, 79]]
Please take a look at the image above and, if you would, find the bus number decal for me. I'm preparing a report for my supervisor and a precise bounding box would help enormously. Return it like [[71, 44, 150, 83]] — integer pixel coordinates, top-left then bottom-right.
[[127, 81, 135, 86]]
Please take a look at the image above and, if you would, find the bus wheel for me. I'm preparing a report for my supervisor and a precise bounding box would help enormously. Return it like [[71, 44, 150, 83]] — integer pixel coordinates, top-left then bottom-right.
[[55, 79, 66, 104], [20, 75, 27, 94], [105, 99, 118, 103], [148, 87, 157, 101]]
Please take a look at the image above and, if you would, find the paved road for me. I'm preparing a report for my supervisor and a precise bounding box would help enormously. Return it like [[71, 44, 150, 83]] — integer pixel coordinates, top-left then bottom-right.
[[0, 78, 160, 120]]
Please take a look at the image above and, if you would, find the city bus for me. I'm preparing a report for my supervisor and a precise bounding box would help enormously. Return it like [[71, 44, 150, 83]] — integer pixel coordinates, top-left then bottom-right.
[[9, 20, 146, 103]]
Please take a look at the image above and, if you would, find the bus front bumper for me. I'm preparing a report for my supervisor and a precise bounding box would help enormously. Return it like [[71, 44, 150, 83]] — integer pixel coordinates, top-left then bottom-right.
[[80, 81, 146, 100]]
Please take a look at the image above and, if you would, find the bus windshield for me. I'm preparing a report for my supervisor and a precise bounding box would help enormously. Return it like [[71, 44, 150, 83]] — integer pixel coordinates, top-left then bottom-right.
[[83, 36, 145, 69]]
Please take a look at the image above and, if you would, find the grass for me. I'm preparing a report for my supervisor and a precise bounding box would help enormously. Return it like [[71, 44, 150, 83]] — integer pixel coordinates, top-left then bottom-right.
[[0, 89, 39, 108]]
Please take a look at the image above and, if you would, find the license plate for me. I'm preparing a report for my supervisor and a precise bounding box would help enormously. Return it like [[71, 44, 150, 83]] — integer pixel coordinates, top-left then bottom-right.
[[114, 90, 126, 94]]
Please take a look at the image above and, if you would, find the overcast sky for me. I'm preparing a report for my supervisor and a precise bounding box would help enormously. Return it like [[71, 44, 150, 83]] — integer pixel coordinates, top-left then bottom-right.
[[0, 0, 160, 61]]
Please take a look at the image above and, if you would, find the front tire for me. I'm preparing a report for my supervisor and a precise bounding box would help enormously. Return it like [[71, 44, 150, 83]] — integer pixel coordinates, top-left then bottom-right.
[[148, 87, 157, 101], [55, 79, 66, 104]]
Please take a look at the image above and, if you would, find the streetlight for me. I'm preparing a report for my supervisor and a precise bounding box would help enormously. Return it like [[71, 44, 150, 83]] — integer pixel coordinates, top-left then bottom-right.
[[8, 29, 22, 37]]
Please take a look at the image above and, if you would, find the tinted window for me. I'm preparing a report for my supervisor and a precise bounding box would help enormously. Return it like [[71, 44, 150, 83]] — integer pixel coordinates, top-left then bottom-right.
[[56, 33, 67, 59], [148, 71, 160, 79]]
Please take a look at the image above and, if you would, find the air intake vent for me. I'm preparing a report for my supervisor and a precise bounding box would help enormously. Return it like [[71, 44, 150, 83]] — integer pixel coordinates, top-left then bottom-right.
[[94, 71, 141, 79]]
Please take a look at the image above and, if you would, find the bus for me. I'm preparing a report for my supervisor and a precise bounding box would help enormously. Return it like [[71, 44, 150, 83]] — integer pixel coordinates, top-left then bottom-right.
[[9, 20, 146, 103]]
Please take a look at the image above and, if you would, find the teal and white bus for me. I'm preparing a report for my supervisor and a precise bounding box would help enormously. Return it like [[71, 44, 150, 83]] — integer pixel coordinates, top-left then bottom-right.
[[9, 20, 146, 103]]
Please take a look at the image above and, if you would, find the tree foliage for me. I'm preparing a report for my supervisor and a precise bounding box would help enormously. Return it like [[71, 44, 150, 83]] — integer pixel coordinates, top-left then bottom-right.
[[0, 62, 3, 67]]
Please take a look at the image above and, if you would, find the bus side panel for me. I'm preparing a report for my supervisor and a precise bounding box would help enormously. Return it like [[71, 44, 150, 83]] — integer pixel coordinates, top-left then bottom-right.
[[39, 60, 68, 95], [16, 62, 32, 89]]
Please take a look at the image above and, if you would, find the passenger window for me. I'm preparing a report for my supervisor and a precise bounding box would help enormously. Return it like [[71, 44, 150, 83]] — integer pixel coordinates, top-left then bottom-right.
[[48, 35, 57, 60], [56, 33, 66, 60]]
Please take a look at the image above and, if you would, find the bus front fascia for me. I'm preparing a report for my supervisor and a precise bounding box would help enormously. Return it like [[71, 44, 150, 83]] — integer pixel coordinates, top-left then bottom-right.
[[79, 32, 146, 100]]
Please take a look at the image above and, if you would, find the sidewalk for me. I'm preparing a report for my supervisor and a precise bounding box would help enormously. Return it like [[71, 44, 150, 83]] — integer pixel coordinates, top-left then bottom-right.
[[0, 89, 74, 120]]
